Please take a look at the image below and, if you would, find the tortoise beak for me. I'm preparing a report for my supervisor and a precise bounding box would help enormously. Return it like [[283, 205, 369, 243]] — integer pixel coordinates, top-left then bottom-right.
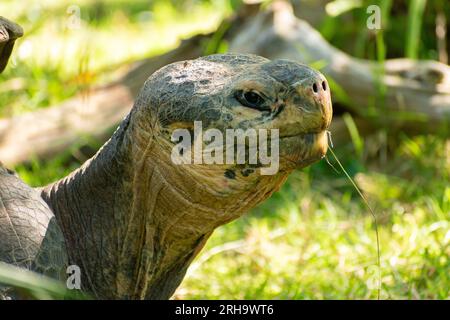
[[291, 74, 332, 132]]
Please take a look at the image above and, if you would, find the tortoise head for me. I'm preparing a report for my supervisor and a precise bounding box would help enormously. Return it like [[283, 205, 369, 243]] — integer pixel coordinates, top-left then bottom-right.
[[128, 53, 332, 204]]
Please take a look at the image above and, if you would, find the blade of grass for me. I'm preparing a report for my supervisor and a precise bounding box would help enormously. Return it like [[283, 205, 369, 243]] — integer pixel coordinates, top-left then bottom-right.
[[343, 113, 364, 158], [327, 148, 381, 300], [0, 262, 89, 300], [406, 0, 427, 59]]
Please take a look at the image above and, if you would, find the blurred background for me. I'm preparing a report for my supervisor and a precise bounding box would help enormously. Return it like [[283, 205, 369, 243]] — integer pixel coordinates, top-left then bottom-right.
[[0, 0, 448, 299]]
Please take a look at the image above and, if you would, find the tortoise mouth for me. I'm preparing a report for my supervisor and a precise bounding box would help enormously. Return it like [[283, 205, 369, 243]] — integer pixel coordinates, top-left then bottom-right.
[[279, 131, 328, 169]]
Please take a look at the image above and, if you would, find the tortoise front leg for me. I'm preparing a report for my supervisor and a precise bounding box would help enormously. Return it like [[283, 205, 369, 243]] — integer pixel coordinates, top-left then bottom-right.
[[0, 16, 23, 73]]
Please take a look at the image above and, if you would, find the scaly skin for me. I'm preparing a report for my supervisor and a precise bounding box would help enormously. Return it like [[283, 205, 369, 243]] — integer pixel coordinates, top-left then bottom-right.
[[0, 166, 67, 298], [1, 53, 332, 299]]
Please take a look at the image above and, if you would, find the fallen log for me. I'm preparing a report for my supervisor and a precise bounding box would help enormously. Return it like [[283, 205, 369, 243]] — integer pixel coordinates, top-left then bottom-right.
[[0, 2, 448, 166]]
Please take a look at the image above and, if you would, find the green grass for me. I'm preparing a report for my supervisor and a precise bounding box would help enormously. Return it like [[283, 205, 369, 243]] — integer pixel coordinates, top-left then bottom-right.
[[405, 0, 427, 59], [0, 263, 88, 300], [320, 0, 448, 61], [0, 0, 230, 116]]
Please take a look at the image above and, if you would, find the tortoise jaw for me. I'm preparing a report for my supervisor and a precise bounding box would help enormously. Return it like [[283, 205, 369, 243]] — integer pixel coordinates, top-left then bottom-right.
[[279, 131, 328, 169]]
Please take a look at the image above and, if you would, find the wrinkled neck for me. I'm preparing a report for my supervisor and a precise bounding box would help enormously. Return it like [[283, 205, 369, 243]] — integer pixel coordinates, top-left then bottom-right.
[[41, 115, 288, 299], [41, 118, 139, 298]]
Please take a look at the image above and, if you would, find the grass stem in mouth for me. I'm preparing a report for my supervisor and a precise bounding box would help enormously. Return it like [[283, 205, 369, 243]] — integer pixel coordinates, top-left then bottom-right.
[[328, 147, 382, 300]]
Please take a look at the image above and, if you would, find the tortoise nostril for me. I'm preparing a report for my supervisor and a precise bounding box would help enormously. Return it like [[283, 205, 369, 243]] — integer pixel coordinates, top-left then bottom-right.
[[312, 83, 318, 93], [322, 81, 327, 91]]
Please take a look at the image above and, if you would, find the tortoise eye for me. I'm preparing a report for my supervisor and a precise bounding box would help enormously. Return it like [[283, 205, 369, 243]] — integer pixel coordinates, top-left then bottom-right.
[[236, 90, 266, 110]]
